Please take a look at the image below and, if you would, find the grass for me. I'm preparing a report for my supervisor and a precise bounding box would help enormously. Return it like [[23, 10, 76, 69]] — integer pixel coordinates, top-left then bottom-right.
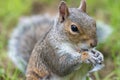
[[0, 0, 120, 80]]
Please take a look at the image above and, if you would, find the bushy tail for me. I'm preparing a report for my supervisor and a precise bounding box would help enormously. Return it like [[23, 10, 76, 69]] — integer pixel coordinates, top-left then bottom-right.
[[8, 14, 54, 73], [96, 21, 113, 43]]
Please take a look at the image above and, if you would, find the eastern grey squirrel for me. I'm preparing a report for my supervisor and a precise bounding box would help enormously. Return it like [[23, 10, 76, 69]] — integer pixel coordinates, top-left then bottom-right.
[[8, 0, 112, 80]]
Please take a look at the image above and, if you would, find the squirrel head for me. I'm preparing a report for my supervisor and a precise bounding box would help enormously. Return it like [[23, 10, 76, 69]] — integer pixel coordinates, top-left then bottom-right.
[[56, 0, 97, 49]]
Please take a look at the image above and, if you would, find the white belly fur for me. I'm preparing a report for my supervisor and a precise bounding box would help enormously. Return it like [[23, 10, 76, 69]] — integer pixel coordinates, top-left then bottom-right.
[[50, 63, 92, 80]]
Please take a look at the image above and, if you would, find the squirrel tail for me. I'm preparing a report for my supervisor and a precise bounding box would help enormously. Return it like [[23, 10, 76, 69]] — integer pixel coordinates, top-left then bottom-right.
[[8, 14, 54, 73], [96, 21, 113, 43]]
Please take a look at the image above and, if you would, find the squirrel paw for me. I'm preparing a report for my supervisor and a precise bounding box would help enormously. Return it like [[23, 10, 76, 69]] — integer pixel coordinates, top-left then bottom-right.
[[81, 49, 104, 64], [88, 49, 104, 65]]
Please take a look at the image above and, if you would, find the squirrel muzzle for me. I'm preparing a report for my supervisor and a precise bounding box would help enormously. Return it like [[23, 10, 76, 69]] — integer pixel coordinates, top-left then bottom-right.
[[89, 39, 97, 48]]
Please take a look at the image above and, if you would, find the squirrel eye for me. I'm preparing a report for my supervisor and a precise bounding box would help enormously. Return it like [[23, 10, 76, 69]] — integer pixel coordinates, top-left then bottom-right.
[[71, 25, 79, 32]]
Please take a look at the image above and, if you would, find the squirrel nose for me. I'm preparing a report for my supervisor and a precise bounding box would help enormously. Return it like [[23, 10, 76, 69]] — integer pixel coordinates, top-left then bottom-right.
[[90, 39, 97, 48]]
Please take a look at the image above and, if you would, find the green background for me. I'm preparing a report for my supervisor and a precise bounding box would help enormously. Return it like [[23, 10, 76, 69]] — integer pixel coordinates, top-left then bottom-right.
[[0, 0, 120, 80]]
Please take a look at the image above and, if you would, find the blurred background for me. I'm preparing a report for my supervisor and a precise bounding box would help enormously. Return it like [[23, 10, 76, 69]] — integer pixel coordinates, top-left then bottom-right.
[[0, 0, 120, 80]]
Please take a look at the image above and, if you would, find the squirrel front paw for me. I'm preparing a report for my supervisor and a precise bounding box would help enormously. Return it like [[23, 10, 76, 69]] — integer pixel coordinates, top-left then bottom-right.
[[89, 49, 104, 64], [81, 49, 104, 64]]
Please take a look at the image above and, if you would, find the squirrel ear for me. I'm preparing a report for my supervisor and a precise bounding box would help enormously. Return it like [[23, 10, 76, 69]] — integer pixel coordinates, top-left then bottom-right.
[[79, 0, 86, 12], [59, 1, 69, 23]]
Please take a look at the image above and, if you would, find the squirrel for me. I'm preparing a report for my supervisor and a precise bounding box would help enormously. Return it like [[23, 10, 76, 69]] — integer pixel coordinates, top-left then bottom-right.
[[8, 0, 113, 80]]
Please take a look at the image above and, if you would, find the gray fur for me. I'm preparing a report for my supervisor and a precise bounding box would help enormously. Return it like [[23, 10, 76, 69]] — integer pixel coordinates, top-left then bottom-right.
[[8, 14, 54, 72]]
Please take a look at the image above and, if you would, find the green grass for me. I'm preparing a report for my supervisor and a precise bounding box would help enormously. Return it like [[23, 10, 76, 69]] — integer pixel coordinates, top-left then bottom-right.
[[0, 0, 120, 80]]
